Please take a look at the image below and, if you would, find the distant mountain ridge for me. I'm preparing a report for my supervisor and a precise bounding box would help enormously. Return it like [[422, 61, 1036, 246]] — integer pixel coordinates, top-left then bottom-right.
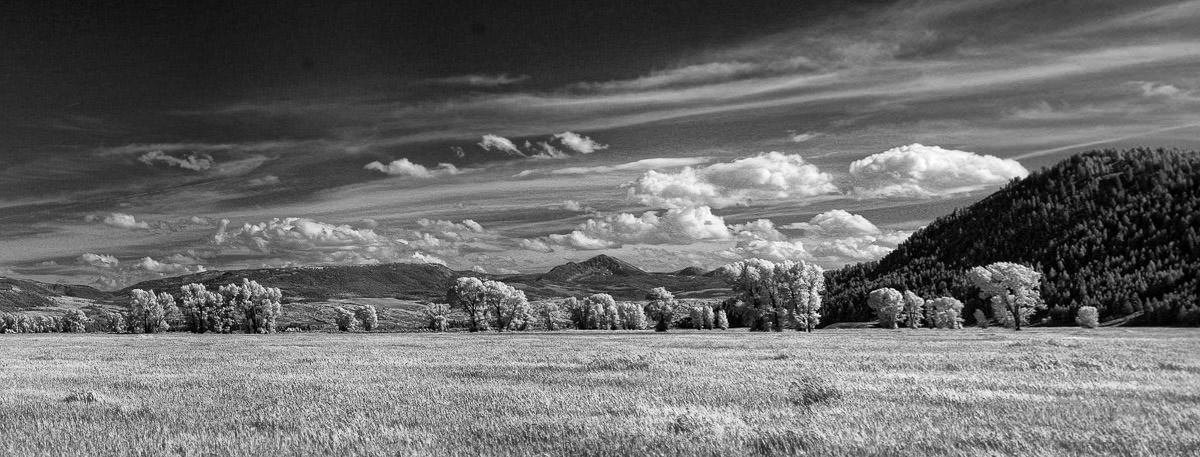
[[541, 254, 648, 282]]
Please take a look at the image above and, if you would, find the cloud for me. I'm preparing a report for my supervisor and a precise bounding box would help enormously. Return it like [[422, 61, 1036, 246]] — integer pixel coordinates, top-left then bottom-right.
[[627, 152, 837, 208], [137, 151, 214, 171], [789, 131, 819, 142], [544, 206, 731, 250], [478, 134, 525, 157], [101, 213, 151, 230], [725, 213, 910, 265], [526, 157, 708, 177], [410, 252, 447, 266], [247, 175, 281, 187], [525, 141, 568, 159], [849, 144, 1029, 198], [552, 131, 609, 154], [783, 210, 881, 236], [725, 218, 809, 262], [134, 256, 204, 275], [518, 238, 555, 253], [560, 200, 589, 212], [427, 74, 530, 87], [210, 217, 495, 267], [78, 253, 119, 268], [364, 159, 461, 178], [1134, 81, 1198, 101]]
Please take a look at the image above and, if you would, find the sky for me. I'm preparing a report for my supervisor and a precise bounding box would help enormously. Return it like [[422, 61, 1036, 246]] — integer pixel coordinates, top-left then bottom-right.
[[2, 0, 1199, 289]]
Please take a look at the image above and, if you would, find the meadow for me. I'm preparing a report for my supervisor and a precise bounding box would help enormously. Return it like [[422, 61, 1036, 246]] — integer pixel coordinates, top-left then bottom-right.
[[1, 328, 1198, 456]]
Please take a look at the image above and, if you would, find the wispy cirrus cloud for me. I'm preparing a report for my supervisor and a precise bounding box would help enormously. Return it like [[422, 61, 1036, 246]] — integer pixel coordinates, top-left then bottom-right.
[[426, 73, 530, 87]]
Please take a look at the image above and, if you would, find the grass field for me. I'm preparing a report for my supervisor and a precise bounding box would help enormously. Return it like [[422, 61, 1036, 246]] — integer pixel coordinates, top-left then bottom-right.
[[2, 329, 1198, 456]]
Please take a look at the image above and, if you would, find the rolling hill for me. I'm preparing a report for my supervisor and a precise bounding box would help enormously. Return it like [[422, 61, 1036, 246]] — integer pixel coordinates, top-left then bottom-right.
[[823, 147, 1200, 326]]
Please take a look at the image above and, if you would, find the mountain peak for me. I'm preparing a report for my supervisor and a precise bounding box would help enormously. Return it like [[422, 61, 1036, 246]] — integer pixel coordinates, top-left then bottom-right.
[[542, 254, 647, 282]]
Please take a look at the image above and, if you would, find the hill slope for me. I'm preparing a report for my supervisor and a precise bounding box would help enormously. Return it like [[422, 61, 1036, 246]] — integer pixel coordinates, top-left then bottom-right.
[[122, 263, 461, 301], [824, 148, 1200, 326]]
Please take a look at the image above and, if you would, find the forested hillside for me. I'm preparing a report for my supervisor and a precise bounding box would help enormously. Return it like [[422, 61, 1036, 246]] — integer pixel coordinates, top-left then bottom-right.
[[824, 148, 1200, 326]]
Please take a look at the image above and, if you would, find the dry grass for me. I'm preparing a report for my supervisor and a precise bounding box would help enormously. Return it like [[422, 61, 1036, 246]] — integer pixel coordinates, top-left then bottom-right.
[[1, 328, 1198, 456]]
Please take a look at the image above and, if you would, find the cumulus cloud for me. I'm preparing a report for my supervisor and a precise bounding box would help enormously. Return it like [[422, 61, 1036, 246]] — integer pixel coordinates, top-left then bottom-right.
[[427, 73, 529, 87], [783, 210, 881, 236], [364, 158, 461, 178], [518, 238, 555, 253], [552, 131, 609, 154], [544, 206, 731, 250], [411, 252, 447, 266], [78, 253, 119, 268], [848, 144, 1029, 198], [723, 212, 911, 265], [478, 134, 525, 157], [100, 213, 151, 230], [627, 151, 837, 208], [137, 151, 214, 171], [134, 256, 204, 275], [560, 200, 590, 212]]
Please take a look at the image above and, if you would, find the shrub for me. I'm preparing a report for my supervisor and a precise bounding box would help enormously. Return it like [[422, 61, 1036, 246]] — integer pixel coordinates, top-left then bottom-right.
[[974, 308, 989, 329], [1076, 306, 1099, 328], [355, 305, 379, 331], [334, 307, 356, 332], [423, 303, 450, 332], [715, 310, 729, 330], [62, 309, 90, 333], [103, 312, 127, 333]]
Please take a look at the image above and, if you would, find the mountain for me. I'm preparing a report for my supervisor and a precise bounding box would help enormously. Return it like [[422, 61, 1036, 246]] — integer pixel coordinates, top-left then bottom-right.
[[122, 263, 461, 302], [0, 277, 109, 312], [673, 266, 709, 276], [541, 254, 647, 282], [823, 148, 1200, 326]]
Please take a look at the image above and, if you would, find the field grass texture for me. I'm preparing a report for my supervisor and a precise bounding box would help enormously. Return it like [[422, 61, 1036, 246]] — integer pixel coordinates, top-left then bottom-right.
[[2, 328, 1198, 456]]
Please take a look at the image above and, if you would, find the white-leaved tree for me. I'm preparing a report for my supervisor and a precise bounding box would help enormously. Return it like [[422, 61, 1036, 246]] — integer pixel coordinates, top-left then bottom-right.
[[927, 297, 965, 329], [720, 259, 825, 332], [219, 279, 283, 334], [900, 290, 925, 329], [617, 302, 648, 330], [968, 262, 1044, 331], [646, 287, 676, 332], [447, 277, 489, 332], [129, 289, 171, 334], [867, 288, 904, 329], [179, 283, 235, 333], [482, 279, 530, 331], [582, 294, 618, 330]]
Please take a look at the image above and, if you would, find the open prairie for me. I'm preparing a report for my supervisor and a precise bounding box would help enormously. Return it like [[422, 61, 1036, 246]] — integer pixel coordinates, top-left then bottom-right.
[[2, 329, 1198, 456]]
